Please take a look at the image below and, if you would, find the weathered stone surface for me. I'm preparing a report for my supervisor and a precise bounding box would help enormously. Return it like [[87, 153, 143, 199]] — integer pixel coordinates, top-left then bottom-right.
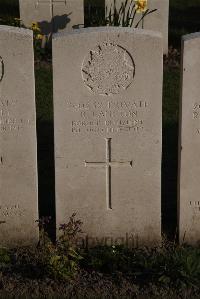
[[53, 27, 163, 247], [105, 0, 169, 54], [179, 32, 200, 245], [19, 0, 84, 35], [0, 26, 38, 246]]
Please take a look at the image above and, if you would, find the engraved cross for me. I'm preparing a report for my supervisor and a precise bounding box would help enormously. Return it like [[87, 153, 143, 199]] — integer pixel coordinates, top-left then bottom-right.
[[36, 0, 67, 19], [84, 138, 133, 210]]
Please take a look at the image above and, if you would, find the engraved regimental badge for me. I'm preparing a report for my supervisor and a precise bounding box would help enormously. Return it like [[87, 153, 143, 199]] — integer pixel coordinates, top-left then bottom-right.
[[82, 41, 135, 96], [0, 56, 4, 82]]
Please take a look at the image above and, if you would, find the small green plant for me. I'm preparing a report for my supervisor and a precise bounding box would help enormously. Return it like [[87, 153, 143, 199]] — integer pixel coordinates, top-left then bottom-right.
[[0, 248, 11, 269], [31, 22, 47, 61], [0, 222, 11, 271], [106, 0, 157, 28], [0, 16, 21, 27], [36, 214, 83, 281]]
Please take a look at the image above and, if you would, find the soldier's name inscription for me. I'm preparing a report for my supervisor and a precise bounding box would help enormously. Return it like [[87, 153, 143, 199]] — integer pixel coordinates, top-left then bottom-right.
[[66, 99, 149, 134]]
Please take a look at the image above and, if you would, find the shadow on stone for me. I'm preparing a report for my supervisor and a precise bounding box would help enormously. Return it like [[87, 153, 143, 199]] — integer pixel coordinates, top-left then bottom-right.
[[53, 13, 72, 33], [38, 13, 72, 36]]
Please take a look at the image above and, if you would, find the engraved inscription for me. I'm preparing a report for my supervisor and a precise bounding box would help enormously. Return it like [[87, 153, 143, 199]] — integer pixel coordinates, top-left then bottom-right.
[[66, 100, 148, 135], [0, 204, 23, 217], [0, 99, 31, 132], [0, 56, 4, 82], [193, 103, 200, 120], [82, 42, 135, 96], [190, 201, 200, 212], [192, 103, 200, 134]]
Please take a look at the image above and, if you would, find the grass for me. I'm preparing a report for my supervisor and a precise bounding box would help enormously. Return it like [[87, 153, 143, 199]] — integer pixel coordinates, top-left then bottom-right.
[[163, 69, 180, 126], [0, 2, 200, 297], [35, 66, 53, 122], [1, 214, 200, 297], [0, 227, 200, 297]]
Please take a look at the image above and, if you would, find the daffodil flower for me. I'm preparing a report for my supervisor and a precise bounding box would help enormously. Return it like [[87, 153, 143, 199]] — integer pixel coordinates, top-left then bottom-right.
[[31, 22, 41, 31], [135, 0, 148, 13], [36, 34, 43, 40]]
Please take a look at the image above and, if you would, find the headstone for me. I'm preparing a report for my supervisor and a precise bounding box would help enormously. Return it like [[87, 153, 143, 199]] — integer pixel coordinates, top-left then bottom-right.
[[0, 26, 38, 246], [19, 0, 84, 35], [179, 32, 200, 245], [105, 0, 169, 54], [53, 27, 163, 247]]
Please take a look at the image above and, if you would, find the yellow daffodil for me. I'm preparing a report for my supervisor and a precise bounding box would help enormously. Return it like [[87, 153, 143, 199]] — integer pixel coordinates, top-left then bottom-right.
[[36, 34, 43, 40], [31, 22, 37, 27], [31, 22, 40, 31], [135, 0, 148, 13]]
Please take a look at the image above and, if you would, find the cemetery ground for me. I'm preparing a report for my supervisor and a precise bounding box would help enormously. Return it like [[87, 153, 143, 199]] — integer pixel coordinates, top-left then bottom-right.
[[1, 1, 200, 298]]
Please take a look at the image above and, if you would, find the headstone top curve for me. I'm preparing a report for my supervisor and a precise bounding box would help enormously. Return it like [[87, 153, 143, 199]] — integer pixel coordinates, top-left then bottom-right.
[[53, 26, 163, 40], [182, 32, 200, 42], [0, 25, 33, 37]]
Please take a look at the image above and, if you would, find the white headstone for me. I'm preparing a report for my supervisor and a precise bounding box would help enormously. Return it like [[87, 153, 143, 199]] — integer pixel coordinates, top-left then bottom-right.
[[53, 27, 163, 247], [19, 0, 84, 34], [0, 26, 38, 247], [179, 32, 200, 245], [105, 0, 169, 54]]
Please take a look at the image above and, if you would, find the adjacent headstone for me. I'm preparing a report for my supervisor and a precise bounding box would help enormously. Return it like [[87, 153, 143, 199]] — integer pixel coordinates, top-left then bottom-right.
[[105, 0, 169, 54], [179, 32, 200, 245], [19, 0, 84, 35], [0, 26, 38, 246], [53, 27, 163, 247]]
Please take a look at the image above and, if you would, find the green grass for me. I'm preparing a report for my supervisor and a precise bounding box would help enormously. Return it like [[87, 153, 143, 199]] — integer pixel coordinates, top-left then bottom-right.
[[82, 244, 200, 288], [35, 66, 53, 122], [163, 69, 180, 126], [1, 231, 200, 297]]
